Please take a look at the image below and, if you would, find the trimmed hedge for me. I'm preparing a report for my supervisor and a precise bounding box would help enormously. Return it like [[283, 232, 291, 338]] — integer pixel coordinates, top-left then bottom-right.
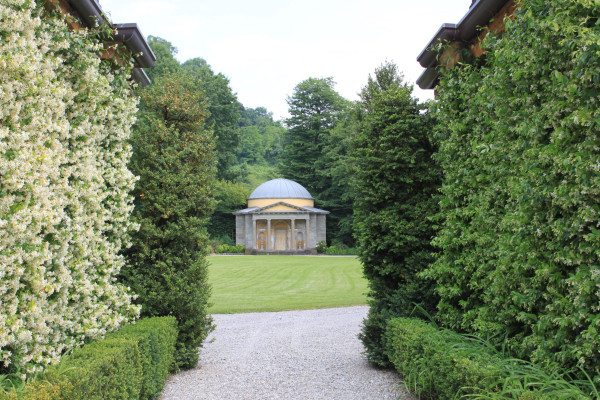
[[384, 317, 596, 400], [425, 0, 600, 382], [214, 244, 245, 254], [110, 317, 178, 400], [352, 62, 440, 366], [315, 242, 357, 255], [385, 317, 501, 399], [0, 317, 177, 400], [0, 381, 61, 400]]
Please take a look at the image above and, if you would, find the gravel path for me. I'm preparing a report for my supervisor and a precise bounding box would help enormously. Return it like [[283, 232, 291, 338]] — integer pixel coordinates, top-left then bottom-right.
[[160, 306, 414, 400]]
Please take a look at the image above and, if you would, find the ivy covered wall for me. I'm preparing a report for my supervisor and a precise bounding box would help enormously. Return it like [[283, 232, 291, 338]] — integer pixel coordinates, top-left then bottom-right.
[[425, 0, 600, 382], [0, 0, 139, 373]]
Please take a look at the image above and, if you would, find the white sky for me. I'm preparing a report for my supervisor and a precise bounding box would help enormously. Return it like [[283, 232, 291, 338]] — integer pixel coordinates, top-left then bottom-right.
[[99, 0, 471, 120]]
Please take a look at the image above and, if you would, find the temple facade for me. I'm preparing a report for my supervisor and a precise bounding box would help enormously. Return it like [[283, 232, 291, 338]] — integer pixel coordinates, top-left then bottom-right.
[[233, 178, 329, 254]]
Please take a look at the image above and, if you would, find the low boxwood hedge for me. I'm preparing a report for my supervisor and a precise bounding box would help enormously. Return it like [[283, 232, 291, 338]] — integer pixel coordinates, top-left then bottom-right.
[[384, 317, 501, 399], [110, 316, 178, 399], [384, 317, 596, 400], [214, 244, 244, 254], [1, 316, 178, 400]]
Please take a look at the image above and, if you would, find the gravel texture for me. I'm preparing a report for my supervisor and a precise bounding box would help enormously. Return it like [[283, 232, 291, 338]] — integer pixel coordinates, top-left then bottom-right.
[[160, 306, 414, 400]]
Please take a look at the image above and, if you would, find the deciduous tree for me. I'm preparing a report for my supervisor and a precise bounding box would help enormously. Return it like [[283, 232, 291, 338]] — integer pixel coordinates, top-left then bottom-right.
[[279, 77, 346, 196]]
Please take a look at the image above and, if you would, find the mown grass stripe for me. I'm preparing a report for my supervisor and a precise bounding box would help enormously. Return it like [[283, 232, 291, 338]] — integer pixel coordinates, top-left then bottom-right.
[[208, 255, 367, 314]]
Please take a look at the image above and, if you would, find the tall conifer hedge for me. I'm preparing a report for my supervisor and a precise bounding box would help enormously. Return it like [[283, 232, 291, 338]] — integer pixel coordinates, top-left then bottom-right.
[[353, 63, 440, 366], [424, 0, 600, 382], [120, 73, 216, 369]]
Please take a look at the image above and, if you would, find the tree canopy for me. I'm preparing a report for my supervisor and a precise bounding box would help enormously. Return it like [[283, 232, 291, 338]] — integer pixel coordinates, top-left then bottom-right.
[[279, 77, 347, 196]]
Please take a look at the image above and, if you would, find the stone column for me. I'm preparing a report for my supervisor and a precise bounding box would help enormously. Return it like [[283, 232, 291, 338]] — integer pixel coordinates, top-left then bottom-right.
[[245, 215, 253, 249], [252, 219, 257, 250], [267, 218, 271, 251], [305, 217, 310, 250], [309, 214, 317, 248], [290, 218, 296, 251]]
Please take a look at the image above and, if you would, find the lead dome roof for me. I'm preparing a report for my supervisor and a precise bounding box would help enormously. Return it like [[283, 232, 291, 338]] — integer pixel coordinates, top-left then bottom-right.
[[248, 178, 313, 200]]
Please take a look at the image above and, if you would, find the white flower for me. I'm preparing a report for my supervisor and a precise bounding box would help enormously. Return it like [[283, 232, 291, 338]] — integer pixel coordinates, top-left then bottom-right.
[[0, 0, 139, 371]]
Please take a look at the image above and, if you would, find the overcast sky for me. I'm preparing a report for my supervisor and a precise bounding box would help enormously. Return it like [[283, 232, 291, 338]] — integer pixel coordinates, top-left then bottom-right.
[[99, 0, 471, 120]]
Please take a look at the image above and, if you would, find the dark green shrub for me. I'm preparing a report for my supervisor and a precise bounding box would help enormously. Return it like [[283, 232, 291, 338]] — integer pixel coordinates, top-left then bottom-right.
[[424, 0, 600, 382], [210, 234, 235, 250], [0, 317, 178, 400], [111, 317, 178, 400], [352, 62, 440, 366], [214, 244, 244, 254], [384, 318, 597, 400], [121, 72, 216, 369]]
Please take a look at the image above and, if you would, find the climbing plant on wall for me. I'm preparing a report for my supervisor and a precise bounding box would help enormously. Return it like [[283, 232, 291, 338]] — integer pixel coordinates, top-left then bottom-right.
[[0, 0, 139, 374], [424, 0, 600, 382]]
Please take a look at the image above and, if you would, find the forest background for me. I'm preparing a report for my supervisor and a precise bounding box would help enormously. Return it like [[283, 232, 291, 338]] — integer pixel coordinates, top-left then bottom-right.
[[140, 36, 361, 249]]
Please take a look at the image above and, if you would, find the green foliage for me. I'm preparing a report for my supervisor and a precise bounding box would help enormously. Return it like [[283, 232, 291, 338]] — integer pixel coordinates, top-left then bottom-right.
[[316, 241, 328, 254], [385, 317, 501, 399], [279, 77, 355, 245], [319, 111, 359, 246], [210, 235, 235, 249], [279, 77, 346, 196], [121, 72, 216, 369], [237, 107, 285, 165], [324, 246, 357, 256], [352, 62, 441, 366], [144, 38, 242, 181], [243, 163, 281, 193], [316, 241, 356, 255], [111, 317, 178, 400], [182, 58, 242, 180], [46, 338, 141, 400], [0, 317, 178, 400], [144, 36, 180, 83], [384, 318, 597, 400], [0, 380, 61, 400], [425, 0, 600, 382], [208, 180, 249, 241], [213, 244, 245, 254]]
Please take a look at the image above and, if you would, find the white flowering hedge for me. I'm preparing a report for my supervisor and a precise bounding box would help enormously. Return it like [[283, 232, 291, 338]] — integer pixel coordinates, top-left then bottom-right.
[[0, 0, 140, 373]]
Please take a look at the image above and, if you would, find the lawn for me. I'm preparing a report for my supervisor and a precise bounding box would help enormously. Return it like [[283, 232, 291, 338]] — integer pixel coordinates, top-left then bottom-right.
[[208, 255, 368, 314]]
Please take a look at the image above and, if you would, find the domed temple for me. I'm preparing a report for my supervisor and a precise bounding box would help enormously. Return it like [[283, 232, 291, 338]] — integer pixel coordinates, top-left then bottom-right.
[[233, 178, 329, 254]]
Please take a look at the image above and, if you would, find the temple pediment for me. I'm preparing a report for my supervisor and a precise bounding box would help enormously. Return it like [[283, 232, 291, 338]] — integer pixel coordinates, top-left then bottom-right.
[[233, 201, 329, 215], [257, 201, 307, 212]]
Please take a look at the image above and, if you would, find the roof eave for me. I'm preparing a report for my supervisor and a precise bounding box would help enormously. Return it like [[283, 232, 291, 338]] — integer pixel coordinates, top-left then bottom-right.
[[417, 23, 458, 68], [67, 0, 106, 27], [113, 23, 157, 69], [416, 0, 510, 89], [131, 68, 151, 87], [66, 0, 155, 84], [416, 67, 439, 90], [456, 0, 509, 40]]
